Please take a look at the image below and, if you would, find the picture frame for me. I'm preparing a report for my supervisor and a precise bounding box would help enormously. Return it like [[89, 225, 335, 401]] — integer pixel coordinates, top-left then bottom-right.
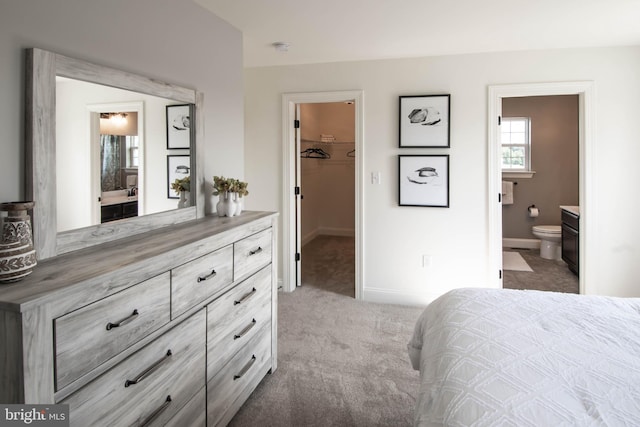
[[166, 104, 192, 149], [399, 94, 450, 148], [167, 154, 191, 199], [399, 155, 449, 207]]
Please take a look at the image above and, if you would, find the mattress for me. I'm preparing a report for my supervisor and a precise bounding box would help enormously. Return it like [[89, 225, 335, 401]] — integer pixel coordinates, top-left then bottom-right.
[[407, 288, 640, 426]]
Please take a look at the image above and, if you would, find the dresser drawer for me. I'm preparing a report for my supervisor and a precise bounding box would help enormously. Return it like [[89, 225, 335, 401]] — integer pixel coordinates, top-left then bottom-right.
[[207, 325, 272, 427], [172, 245, 233, 319], [233, 229, 272, 282], [164, 386, 206, 427], [55, 272, 171, 390], [207, 266, 272, 380], [62, 309, 206, 427]]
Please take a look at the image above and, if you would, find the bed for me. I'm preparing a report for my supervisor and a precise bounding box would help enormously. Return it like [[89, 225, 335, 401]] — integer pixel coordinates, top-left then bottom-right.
[[407, 288, 640, 426]]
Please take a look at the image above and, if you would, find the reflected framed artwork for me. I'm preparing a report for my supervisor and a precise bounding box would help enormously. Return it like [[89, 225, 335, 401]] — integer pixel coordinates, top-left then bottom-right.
[[167, 154, 191, 198], [399, 155, 449, 207], [166, 104, 192, 149], [399, 94, 450, 148]]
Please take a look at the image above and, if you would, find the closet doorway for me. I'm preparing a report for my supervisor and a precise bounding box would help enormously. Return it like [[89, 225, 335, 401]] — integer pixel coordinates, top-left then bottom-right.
[[298, 102, 356, 297], [281, 90, 364, 299]]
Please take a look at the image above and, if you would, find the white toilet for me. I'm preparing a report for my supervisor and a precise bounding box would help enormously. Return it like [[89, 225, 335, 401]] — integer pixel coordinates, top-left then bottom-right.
[[532, 225, 562, 260]]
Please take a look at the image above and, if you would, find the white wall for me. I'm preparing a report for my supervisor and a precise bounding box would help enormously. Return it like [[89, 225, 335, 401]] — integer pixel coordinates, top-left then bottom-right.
[[244, 46, 640, 302], [56, 79, 185, 231], [0, 0, 244, 215]]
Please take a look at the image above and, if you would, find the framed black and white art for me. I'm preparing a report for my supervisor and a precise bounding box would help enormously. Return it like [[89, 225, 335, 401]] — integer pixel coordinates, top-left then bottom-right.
[[399, 155, 449, 207], [399, 94, 450, 148], [166, 104, 192, 149], [167, 154, 191, 199]]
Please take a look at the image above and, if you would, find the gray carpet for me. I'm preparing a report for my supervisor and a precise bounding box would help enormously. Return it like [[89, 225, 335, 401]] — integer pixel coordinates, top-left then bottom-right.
[[229, 236, 425, 427], [229, 239, 579, 426], [503, 248, 579, 294]]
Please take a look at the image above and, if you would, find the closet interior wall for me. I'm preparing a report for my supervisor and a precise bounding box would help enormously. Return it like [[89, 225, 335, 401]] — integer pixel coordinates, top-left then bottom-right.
[[300, 102, 355, 246]]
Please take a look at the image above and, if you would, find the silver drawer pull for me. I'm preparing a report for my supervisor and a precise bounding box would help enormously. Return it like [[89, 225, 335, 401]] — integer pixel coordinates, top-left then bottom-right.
[[249, 247, 262, 256], [234, 319, 257, 340], [139, 395, 172, 427], [125, 350, 172, 387], [234, 355, 256, 380], [197, 269, 217, 282], [234, 287, 257, 305], [106, 309, 139, 331]]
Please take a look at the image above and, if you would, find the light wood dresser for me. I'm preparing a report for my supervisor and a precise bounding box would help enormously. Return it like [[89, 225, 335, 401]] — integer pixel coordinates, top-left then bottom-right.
[[0, 211, 278, 426]]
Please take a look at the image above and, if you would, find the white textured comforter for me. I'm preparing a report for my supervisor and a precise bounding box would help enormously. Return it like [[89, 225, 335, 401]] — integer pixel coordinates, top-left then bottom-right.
[[407, 288, 640, 426]]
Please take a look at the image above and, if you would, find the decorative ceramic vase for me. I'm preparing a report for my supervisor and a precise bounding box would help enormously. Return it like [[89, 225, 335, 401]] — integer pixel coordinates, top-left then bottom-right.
[[234, 193, 243, 216], [1, 201, 35, 246], [216, 192, 226, 216], [224, 192, 237, 217], [0, 201, 37, 283], [0, 241, 37, 283], [177, 191, 190, 209]]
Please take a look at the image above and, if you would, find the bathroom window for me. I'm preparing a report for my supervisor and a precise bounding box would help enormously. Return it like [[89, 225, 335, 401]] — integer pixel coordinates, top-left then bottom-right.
[[501, 117, 531, 171], [126, 136, 139, 168]]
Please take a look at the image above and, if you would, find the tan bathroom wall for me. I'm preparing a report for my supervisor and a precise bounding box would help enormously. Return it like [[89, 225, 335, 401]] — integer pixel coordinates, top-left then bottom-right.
[[502, 95, 579, 239]]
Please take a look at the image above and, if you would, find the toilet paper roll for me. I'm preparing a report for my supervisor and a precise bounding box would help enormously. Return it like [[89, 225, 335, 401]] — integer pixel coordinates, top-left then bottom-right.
[[528, 207, 539, 218]]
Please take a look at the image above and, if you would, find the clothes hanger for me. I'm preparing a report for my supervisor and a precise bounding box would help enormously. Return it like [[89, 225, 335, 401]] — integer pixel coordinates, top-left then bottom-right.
[[301, 147, 331, 159]]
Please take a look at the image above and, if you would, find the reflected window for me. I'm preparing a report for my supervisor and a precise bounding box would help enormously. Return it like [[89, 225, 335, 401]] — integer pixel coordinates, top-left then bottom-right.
[[126, 136, 139, 168]]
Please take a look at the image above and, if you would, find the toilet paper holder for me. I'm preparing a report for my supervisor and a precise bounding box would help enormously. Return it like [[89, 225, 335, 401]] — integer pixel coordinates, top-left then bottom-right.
[[528, 205, 540, 216]]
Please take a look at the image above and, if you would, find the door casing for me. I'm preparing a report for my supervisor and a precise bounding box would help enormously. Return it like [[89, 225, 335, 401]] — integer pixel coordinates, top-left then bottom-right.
[[281, 90, 364, 297], [487, 81, 595, 294]]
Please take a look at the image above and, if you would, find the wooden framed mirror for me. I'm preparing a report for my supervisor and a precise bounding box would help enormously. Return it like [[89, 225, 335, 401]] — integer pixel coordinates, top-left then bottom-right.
[[25, 48, 205, 260]]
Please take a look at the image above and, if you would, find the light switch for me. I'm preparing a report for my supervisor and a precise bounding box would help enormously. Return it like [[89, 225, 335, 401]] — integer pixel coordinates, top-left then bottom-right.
[[371, 171, 381, 185]]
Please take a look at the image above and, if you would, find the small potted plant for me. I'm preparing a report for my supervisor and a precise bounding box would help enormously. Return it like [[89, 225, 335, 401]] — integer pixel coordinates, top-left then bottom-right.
[[213, 176, 248, 217], [171, 176, 191, 208], [232, 180, 249, 215]]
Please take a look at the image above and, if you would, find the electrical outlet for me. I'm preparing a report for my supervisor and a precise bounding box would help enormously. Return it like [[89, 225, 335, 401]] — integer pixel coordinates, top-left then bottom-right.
[[422, 255, 432, 268]]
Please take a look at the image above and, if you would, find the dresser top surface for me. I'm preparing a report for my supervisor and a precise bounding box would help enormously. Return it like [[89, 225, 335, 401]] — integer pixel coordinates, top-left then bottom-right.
[[0, 212, 277, 312]]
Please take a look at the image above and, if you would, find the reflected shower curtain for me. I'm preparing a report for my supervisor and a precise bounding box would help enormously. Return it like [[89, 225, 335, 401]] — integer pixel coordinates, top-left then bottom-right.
[[101, 135, 121, 191]]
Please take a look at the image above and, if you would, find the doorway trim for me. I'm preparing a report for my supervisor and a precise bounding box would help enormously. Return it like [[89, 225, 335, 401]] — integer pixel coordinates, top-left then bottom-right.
[[87, 101, 145, 224], [488, 81, 595, 294], [281, 90, 364, 298]]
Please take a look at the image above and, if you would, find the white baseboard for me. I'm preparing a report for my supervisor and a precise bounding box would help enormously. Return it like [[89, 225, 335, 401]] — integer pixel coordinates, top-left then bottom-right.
[[319, 226, 355, 237], [502, 238, 540, 249], [301, 229, 319, 247], [362, 287, 434, 306], [302, 227, 355, 247]]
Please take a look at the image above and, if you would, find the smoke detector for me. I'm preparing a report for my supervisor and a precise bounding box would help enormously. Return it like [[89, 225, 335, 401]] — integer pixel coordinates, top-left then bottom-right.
[[272, 42, 290, 52]]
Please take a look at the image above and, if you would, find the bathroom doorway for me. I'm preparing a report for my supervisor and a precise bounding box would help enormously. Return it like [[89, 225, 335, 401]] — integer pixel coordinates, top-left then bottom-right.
[[500, 95, 579, 293], [488, 82, 595, 295]]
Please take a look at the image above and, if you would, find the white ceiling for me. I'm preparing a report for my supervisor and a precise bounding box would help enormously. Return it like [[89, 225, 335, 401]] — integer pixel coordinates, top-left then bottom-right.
[[195, 0, 640, 68]]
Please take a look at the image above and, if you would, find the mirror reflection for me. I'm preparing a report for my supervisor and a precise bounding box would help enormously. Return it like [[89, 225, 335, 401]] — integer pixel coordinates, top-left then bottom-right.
[[55, 77, 192, 232], [100, 113, 140, 224]]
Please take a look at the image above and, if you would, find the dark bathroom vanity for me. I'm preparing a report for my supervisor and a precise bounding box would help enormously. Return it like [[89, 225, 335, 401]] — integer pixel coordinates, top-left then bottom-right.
[[561, 206, 579, 276]]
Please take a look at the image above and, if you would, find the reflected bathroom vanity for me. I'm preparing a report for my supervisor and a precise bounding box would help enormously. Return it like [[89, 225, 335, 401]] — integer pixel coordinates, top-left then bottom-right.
[[0, 48, 278, 426], [100, 190, 139, 223], [561, 206, 580, 276]]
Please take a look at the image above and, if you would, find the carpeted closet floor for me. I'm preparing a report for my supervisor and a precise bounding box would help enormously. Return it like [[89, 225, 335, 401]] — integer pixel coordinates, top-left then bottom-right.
[[228, 236, 424, 426]]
